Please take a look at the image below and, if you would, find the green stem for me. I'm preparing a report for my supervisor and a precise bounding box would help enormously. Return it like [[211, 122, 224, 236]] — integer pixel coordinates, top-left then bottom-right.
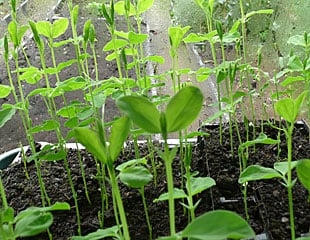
[[76, 144, 91, 204], [139, 188, 152, 240], [108, 164, 130, 239], [242, 184, 249, 221], [164, 140, 176, 236], [63, 152, 81, 235], [68, 1, 83, 75], [286, 125, 296, 240], [185, 166, 195, 221], [0, 175, 14, 239], [0, 174, 8, 209]]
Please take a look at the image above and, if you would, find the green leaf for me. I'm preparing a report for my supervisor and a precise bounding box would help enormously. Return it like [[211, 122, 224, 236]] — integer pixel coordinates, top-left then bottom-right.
[[0, 84, 11, 98], [56, 76, 87, 92], [116, 96, 161, 133], [71, 226, 119, 240], [74, 127, 107, 163], [222, 32, 240, 43], [143, 55, 165, 64], [16, 202, 70, 221], [52, 18, 69, 38], [1, 207, 14, 223], [76, 107, 94, 120], [0, 108, 16, 128], [189, 177, 216, 196], [64, 117, 79, 128], [36, 21, 51, 38], [241, 133, 280, 149], [281, 76, 305, 87], [185, 131, 209, 139], [114, 1, 135, 16], [128, 31, 148, 44], [57, 59, 77, 72], [39, 149, 67, 161], [30, 120, 60, 133], [15, 212, 53, 237], [8, 21, 18, 47], [274, 161, 299, 176], [137, 0, 154, 14], [109, 116, 130, 161], [287, 34, 307, 47], [166, 86, 203, 132], [18, 67, 42, 84], [245, 9, 274, 22], [83, 19, 91, 44], [275, 92, 307, 123], [287, 55, 303, 72], [101, 3, 112, 26], [183, 31, 217, 43], [168, 26, 191, 50], [116, 158, 147, 171], [17, 25, 29, 46], [196, 67, 213, 82], [154, 188, 187, 202], [239, 165, 282, 184], [103, 39, 128, 51], [119, 165, 152, 188], [296, 159, 310, 192], [182, 210, 255, 240]]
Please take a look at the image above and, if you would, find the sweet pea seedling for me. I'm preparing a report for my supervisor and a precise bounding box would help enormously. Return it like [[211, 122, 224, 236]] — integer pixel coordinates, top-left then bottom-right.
[[117, 86, 203, 237]]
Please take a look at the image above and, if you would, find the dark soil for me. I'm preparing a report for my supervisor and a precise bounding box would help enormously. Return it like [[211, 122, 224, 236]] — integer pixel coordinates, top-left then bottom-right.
[[1, 122, 309, 239]]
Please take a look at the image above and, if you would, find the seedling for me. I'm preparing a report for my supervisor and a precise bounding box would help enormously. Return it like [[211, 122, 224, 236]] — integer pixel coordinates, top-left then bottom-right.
[[117, 159, 153, 239], [117, 86, 203, 237], [74, 117, 131, 239], [0, 201, 70, 240]]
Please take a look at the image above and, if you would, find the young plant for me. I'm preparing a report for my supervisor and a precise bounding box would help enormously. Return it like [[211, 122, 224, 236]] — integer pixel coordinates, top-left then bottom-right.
[[273, 91, 308, 239], [117, 86, 203, 237], [279, 32, 310, 139], [239, 159, 310, 240], [168, 25, 191, 93], [74, 117, 131, 239], [117, 159, 153, 239], [4, 20, 51, 208], [238, 132, 280, 220], [0, 201, 70, 240]]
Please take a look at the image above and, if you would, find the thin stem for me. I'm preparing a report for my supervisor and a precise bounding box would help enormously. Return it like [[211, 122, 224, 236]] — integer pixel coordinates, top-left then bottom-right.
[[76, 144, 91, 204], [164, 140, 176, 236], [0, 174, 14, 238], [107, 164, 130, 239], [286, 124, 296, 240], [139, 188, 152, 240], [0, 174, 8, 209]]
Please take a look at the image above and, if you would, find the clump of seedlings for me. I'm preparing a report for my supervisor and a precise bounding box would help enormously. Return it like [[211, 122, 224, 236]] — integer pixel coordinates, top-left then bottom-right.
[[0, 0, 309, 239]]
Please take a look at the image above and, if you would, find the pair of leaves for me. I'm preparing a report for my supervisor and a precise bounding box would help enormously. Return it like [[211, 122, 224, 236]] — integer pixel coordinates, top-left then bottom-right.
[[114, 0, 154, 16], [154, 176, 215, 202], [7, 21, 28, 48], [275, 91, 307, 123], [116, 86, 203, 135], [74, 117, 130, 164], [1, 202, 70, 238], [239, 161, 299, 184], [36, 18, 69, 40]]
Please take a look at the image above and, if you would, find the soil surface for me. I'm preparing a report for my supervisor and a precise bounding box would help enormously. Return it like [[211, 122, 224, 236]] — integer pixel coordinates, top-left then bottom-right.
[[1, 122, 309, 239]]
